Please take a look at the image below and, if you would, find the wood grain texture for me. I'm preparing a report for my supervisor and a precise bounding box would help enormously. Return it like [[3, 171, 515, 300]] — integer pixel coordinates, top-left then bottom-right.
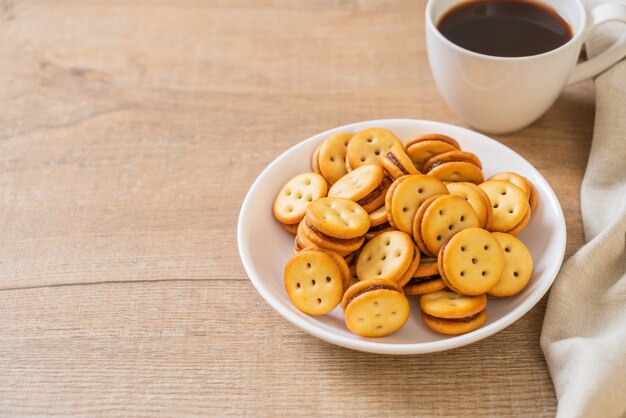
[[0, 0, 595, 416]]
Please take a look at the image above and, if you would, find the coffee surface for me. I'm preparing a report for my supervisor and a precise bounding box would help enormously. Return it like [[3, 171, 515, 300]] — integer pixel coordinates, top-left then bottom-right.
[[437, 0, 573, 57]]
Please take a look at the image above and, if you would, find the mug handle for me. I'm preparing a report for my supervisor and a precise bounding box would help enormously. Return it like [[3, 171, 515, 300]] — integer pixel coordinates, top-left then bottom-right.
[[568, 2, 626, 84]]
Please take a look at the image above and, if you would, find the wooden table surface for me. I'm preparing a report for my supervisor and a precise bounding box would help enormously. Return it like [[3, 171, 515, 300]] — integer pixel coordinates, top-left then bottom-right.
[[0, 1, 595, 416]]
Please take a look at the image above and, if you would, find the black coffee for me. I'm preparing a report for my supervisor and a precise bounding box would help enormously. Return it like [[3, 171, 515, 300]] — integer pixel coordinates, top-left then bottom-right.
[[437, 0, 573, 57]]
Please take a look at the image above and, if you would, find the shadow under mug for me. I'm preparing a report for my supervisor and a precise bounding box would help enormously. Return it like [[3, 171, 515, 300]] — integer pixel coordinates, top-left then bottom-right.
[[426, 0, 626, 134]]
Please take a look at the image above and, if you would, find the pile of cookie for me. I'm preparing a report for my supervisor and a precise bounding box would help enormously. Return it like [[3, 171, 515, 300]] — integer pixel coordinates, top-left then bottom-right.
[[273, 128, 536, 338]]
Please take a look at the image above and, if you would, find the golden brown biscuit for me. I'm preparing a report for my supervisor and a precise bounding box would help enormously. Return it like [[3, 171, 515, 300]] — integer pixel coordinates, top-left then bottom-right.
[[273, 172, 328, 225], [388, 174, 449, 237], [284, 249, 346, 315], [419, 289, 487, 334], [419, 194, 480, 256], [379, 146, 420, 179], [488, 232, 533, 297], [445, 182, 493, 229], [405, 134, 461, 171], [341, 279, 410, 337], [479, 180, 530, 232], [356, 231, 416, 283], [439, 228, 505, 295], [346, 128, 403, 170], [317, 132, 352, 185], [328, 164, 390, 212]]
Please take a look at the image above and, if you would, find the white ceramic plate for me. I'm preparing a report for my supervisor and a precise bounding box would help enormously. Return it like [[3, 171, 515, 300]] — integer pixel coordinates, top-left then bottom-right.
[[238, 119, 566, 355]]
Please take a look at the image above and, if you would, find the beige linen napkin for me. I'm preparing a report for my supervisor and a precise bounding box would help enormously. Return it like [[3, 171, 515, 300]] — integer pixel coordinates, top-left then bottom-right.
[[540, 17, 626, 418]]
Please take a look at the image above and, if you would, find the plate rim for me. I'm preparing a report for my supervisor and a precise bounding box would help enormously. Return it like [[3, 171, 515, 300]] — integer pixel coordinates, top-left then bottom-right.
[[237, 118, 566, 355]]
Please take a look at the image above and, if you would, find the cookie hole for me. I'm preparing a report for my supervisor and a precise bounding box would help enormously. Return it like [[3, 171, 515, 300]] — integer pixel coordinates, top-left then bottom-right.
[[484, 245, 489, 250], [306, 263, 311, 269], [296, 193, 302, 199], [326, 276, 331, 283], [367, 138, 372, 143], [391, 311, 397, 315], [482, 271, 486, 276], [360, 157, 366, 162], [436, 235, 441, 241], [373, 301, 379, 306], [321, 216, 327, 220], [439, 210, 444, 215], [418, 188, 423, 193], [286, 190, 292, 196], [385, 240, 390, 246], [375, 313, 381, 318], [494, 204, 499, 209], [460, 271, 465, 276], [501, 191, 506, 195], [306, 197, 312, 202], [330, 157, 335, 162], [317, 298, 322, 304], [287, 206, 293, 213], [367, 256, 372, 261], [305, 180, 311, 186], [514, 271, 519, 277], [448, 224, 453, 230], [376, 325, 383, 329], [472, 258, 477, 264], [460, 215, 465, 222], [402, 207, 408, 212], [377, 271, 382, 275], [381, 255, 386, 260], [505, 247, 510, 252], [296, 282, 301, 288], [395, 251, 401, 257], [374, 150, 380, 156], [358, 317, 364, 321], [311, 279, 316, 285], [509, 209, 514, 214], [461, 246, 465, 252]]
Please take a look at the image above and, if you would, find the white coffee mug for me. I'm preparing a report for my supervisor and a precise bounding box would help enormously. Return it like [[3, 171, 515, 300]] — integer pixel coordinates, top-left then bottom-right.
[[426, 0, 626, 134]]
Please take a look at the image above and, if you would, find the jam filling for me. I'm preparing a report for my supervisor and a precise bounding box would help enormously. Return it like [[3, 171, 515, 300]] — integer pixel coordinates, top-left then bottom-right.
[[423, 311, 482, 323], [369, 222, 391, 232], [356, 180, 386, 207], [345, 284, 398, 306], [407, 274, 441, 286], [386, 152, 409, 175], [306, 220, 364, 245]]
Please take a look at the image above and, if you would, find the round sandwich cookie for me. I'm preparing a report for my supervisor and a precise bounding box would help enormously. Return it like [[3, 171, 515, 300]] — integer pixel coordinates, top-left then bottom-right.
[[316, 132, 352, 185], [329, 164, 390, 213], [346, 128, 403, 170], [423, 151, 484, 184], [387, 174, 449, 237], [488, 171, 539, 213], [405, 133, 461, 171], [302, 199, 369, 255], [479, 180, 530, 232], [488, 232, 533, 297], [420, 289, 487, 335], [438, 227, 505, 295], [341, 279, 410, 337], [356, 230, 419, 287], [284, 248, 348, 315], [384, 175, 409, 229], [379, 145, 420, 179], [446, 182, 493, 230], [404, 256, 445, 295], [413, 194, 480, 257], [273, 172, 328, 230]]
